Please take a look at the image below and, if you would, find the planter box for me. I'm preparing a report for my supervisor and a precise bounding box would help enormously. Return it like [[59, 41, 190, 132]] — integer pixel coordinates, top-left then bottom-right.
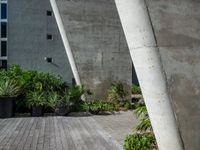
[[31, 106, 44, 117], [0, 97, 16, 118], [55, 105, 71, 116]]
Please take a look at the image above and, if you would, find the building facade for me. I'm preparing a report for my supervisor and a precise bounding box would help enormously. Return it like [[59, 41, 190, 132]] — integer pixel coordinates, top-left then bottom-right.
[[1, 0, 136, 99]]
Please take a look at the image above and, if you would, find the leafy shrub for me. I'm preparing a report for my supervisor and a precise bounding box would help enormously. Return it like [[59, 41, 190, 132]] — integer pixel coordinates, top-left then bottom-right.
[[132, 84, 141, 94], [0, 79, 21, 97], [87, 101, 116, 113], [124, 104, 157, 149], [27, 91, 47, 108], [47, 92, 62, 110], [124, 101, 134, 110], [108, 83, 127, 102], [124, 133, 156, 150], [65, 85, 86, 111]]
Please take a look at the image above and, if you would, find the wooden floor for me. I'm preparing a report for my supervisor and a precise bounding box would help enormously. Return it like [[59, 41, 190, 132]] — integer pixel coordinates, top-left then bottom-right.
[[0, 111, 137, 150]]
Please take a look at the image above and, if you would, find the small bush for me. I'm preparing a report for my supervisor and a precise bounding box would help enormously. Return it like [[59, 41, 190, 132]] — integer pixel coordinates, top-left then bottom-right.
[[132, 84, 141, 95], [0, 79, 21, 97], [87, 101, 116, 113], [124, 103, 158, 149], [27, 91, 47, 108], [108, 82, 127, 102], [124, 133, 157, 150]]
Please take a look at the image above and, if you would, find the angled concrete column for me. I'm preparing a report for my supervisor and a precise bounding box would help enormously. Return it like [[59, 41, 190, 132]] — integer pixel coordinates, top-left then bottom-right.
[[115, 0, 183, 149], [50, 0, 81, 85]]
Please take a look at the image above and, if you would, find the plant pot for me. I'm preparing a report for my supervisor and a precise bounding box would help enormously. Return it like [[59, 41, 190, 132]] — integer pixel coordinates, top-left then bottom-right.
[[0, 97, 16, 118], [89, 109, 100, 115], [55, 105, 71, 116], [31, 106, 44, 117]]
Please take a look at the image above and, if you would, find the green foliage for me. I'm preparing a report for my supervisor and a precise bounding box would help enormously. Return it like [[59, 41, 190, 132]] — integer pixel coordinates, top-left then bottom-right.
[[124, 101, 134, 110], [27, 91, 47, 108], [0, 65, 63, 94], [87, 101, 116, 112], [132, 84, 141, 94], [124, 133, 156, 150], [135, 105, 148, 118], [47, 92, 62, 110], [31, 72, 63, 92], [65, 85, 86, 103], [124, 104, 157, 149], [0, 79, 21, 97], [108, 83, 127, 102], [136, 118, 152, 132]]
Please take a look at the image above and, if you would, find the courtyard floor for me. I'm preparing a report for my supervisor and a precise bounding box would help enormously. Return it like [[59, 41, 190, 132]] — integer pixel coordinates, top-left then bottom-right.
[[0, 111, 138, 150]]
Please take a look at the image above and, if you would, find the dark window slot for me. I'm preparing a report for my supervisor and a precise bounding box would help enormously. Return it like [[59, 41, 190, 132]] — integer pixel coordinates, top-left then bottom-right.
[[47, 34, 53, 40], [1, 22, 7, 38], [47, 10, 52, 16], [1, 3, 7, 19], [1, 41, 7, 56]]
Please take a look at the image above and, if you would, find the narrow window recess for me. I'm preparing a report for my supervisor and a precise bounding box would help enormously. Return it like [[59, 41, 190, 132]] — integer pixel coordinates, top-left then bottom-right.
[[1, 3, 7, 19], [47, 10, 52, 16], [47, 34, 53, 40], [1, 22, 7, 38], [1, 41, 7, 56]]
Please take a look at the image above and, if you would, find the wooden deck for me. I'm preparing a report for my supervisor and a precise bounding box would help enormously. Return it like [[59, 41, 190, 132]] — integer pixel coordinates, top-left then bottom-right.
[[0, 111, 137, 150]]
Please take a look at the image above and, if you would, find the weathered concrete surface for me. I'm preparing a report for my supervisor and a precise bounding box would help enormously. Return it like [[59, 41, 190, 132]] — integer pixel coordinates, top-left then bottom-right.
[[55, 0, 132, 99], [8, 0, 74, 83], [146, 0, 200, 149]]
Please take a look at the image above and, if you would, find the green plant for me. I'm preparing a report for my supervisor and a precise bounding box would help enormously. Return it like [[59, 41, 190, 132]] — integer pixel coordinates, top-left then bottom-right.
[[124, 101, 133, 110], [132, 84, 141, 94], [87, 101, 117, 113], [108, 83, 127, 102], [27, 91, 47, 108], [124, 104, 157, 150], [0, 79, 21, 97], [124, 133, 156, 150], [61, 85, 86, 112], [47, 92, 62, 110]]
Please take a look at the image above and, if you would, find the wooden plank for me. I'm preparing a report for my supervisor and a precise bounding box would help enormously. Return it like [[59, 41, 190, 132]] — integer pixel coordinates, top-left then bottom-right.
[[82, 117, 109, 150], [23, 117, 39, 150], [75, 118, 102, 150], [49, 117, 57, 150], [2, 118, 22, 150], [29, 117, 40, 150], [43, 117, 50, 150], [16, 118, 35, 150], [6, 118, 26, 149], [0, 119, 19, 148], [9, 118, 30, 149], [89, 118, 122, 150], [67, 117, 88, 150], [61, 117, 76, 150], [37, 118, 46, 150], [54, 117, 63, 150]]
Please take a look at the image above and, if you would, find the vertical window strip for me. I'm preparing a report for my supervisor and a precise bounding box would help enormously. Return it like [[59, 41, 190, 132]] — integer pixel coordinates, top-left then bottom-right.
[[0, 0, 7, 69]]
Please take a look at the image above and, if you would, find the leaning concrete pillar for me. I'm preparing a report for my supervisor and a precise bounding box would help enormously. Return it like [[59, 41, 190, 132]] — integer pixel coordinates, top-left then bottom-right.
[[114, 0, 183, 149], [50, 0, 81, 85]]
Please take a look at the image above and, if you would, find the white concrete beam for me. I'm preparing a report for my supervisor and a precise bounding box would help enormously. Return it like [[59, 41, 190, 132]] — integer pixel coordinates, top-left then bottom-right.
[[114, 0, 183, 149], [50, 0, 81, 85]]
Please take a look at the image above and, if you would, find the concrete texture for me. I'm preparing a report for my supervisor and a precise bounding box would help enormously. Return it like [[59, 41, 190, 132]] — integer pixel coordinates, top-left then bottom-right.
[[7, 0, 74, 83], [55, 0, 133, 99], [146, 0, 200, 149]]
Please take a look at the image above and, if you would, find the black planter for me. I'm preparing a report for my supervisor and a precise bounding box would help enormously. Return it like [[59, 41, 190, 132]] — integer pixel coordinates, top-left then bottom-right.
[[0, 97, 16, 118], [89, 109, 100, 115], [55, 105, 71, 116], [31, 106, 44, 117]]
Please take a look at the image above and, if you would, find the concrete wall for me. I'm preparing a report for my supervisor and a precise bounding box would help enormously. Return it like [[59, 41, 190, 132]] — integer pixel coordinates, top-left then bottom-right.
[[146, 0, 200, 149], [55, 0, 133, 98], [8, 0, 74, 83]]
